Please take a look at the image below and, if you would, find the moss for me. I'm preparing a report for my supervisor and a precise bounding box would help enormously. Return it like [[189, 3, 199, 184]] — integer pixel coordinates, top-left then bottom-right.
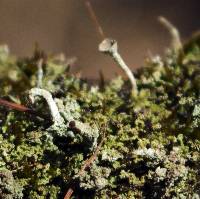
[[0, 36, 200, 198]]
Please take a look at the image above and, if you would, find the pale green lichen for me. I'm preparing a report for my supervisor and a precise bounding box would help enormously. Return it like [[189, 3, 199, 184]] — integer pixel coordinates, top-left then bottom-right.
[[99, 38, 138, 94]]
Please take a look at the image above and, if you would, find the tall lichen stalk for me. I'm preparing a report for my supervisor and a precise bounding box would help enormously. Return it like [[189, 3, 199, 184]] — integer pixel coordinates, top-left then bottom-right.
[[85, 0, 138, 94], [0, 14, 200, 199]]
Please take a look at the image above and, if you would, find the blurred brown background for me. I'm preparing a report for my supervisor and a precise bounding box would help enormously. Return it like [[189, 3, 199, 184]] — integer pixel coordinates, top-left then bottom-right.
[[0, 0, 199, 79]]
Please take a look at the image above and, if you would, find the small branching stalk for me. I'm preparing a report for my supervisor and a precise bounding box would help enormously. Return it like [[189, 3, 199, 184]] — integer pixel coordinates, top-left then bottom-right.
[[36, 59, 43, 88], [99, 38, 138, 94], [158, 16, 182, 52], [29, 88, 64, 125]]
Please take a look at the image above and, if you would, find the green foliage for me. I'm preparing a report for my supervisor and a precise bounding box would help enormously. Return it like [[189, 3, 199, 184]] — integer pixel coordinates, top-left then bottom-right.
[[0, 39, 200, 198]]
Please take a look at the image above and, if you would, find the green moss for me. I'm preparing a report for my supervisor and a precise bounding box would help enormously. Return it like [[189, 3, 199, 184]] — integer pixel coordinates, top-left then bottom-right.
[[0, 37, 200, 198]]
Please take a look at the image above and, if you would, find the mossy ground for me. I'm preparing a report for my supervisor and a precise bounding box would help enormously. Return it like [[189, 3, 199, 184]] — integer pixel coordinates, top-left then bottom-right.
[[0, 37, 200, 199]]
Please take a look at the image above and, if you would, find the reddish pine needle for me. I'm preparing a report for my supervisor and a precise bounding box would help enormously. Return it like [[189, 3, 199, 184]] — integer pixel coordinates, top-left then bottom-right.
[[64, 188, 74, 199], [84, 0, 105, 40], [0, 98, 31, 112], [64, 128, 106, 199]]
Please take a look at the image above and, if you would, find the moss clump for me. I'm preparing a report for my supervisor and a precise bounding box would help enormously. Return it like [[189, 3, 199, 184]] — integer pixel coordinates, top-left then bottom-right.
[[0, 169, 23, 199], [0, 36, 200, 199]]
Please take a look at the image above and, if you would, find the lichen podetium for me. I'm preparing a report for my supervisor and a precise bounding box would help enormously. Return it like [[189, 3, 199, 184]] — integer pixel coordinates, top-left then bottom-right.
[[0, 32, 200, 198]]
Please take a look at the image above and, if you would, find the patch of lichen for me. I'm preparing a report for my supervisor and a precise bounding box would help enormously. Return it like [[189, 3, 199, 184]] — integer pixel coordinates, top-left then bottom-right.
[[0, 37, 200, 199]]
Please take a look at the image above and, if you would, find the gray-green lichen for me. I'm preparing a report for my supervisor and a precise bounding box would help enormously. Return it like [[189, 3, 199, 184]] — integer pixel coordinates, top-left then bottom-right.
[[0, 34, 200, 199], [0, 169, 23, 199]]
